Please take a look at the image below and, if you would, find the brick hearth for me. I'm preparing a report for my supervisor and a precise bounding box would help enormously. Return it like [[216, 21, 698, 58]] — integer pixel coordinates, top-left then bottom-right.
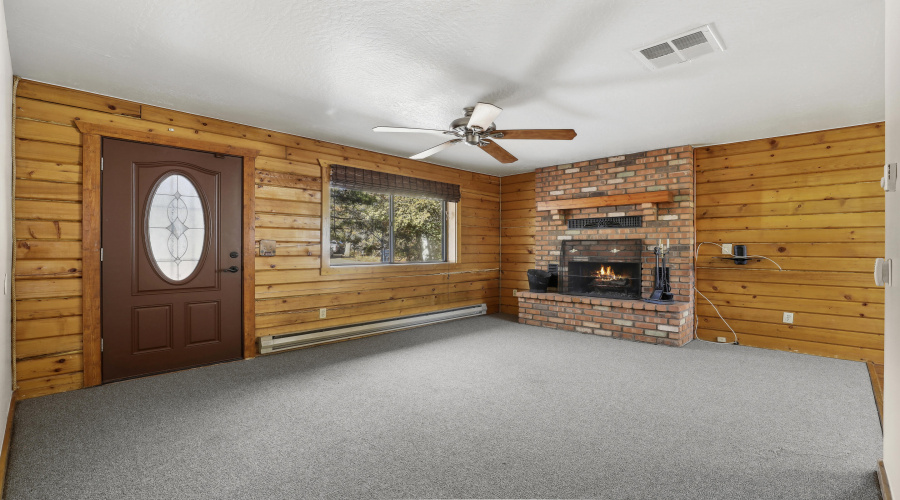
[[517, 146, 695, 346], [517, 292, 694, 346]]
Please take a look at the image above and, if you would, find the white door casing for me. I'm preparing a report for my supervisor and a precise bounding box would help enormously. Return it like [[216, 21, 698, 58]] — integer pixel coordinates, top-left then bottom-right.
[[883, 0, 899, 488]]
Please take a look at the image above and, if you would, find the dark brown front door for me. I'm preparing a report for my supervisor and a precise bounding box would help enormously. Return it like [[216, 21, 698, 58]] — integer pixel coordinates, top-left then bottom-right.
[[101, 138, 243, 382]]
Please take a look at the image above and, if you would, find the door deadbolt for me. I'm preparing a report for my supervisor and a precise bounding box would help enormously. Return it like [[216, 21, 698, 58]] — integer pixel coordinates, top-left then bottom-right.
[[229, 251, 239, 258]]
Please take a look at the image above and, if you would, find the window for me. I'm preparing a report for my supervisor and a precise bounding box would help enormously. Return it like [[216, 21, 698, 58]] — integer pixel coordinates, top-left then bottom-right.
[[146, 173, 206, 281], [328, 165, 459, 266]]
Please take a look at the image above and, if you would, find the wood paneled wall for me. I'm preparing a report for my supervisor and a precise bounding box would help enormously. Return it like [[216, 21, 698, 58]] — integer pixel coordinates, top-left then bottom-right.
[[695, 123, 885, 363], [499, 172, 536, 315], [13, 80, 500, 400]]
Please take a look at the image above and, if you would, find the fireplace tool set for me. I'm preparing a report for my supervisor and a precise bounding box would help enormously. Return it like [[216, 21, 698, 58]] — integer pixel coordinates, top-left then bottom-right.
[[646, 241, 674, 304]]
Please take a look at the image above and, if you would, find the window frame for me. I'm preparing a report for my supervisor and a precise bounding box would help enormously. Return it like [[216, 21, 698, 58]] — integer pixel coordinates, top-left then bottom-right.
[[319, 160, 459, 276]]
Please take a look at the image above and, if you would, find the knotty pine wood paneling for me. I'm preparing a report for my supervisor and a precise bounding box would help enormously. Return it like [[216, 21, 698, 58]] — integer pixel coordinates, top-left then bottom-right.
[[695, 123, 885, 363], [13, 80, 500, 399], [499, 172, 536, 315]]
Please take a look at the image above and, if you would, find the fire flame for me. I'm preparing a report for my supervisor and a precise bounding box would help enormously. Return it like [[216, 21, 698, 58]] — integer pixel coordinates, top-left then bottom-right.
[[593, 266, 623, 281]]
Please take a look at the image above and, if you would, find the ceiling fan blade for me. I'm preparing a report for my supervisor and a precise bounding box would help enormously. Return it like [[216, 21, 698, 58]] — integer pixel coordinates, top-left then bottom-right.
[[410, 139, 463, 160], [467, 102, 502, 130], [373, 126, 452, 137], [493, 129, 577, 140], [480, 141, 518, 164]]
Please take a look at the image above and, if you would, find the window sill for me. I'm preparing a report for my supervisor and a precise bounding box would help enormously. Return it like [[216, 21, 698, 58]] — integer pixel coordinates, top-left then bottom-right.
[[321, 261, 456, 276], [331, 261, 449, 267]]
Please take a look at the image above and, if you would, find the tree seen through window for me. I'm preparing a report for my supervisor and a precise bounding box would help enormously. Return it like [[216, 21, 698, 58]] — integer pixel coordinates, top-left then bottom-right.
[[330, 187, 446, 265]]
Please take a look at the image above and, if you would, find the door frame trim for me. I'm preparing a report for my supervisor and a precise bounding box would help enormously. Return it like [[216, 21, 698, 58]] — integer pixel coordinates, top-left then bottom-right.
[[76, 120, 260, 387]]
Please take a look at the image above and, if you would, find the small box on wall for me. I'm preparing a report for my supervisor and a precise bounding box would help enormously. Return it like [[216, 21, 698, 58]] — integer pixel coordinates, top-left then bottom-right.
[[259, 239, 276, 257]]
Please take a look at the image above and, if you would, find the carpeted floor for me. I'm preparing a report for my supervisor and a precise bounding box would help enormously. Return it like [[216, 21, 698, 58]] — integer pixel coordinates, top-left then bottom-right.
[[5, 315, 882, 499]]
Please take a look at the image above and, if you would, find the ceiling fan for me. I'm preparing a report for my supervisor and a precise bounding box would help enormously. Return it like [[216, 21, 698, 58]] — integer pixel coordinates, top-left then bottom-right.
[[373, 102, 577, 164]]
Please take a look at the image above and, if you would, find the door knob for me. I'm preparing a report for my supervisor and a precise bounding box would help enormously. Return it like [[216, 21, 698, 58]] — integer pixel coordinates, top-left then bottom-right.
[[222, 266, 240, 273]]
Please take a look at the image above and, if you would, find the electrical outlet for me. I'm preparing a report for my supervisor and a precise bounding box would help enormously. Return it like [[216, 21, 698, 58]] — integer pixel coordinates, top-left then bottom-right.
[[716, 336, 727, 343], [512, 289, 518, 297], [721, 243, 733, 254], [319, 308, 327, 319], [783, 312, 794, 324]]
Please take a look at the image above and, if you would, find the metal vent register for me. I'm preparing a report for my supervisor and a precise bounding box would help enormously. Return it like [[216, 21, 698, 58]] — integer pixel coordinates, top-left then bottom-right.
[[632, 24, 725, 70], [568, 216, 642, 230], [672, 31, 708, 51], [639, 43, 675, 60]]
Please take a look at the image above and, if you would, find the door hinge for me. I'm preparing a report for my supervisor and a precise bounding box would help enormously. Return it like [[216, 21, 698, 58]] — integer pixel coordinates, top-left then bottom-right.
[[875, 258, 892, 287], [100, 338, 104, 352], [100, 248, 103, 262], [882, 163, 897, 192], [100, 157, 104, 171]]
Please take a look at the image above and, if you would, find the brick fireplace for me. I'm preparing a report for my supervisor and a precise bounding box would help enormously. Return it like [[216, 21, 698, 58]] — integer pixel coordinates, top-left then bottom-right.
[[517, 146, 695, 346]]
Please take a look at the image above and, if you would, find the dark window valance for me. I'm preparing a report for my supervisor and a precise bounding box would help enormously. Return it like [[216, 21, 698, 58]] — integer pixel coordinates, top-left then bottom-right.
[[330, 164, 461, 203]]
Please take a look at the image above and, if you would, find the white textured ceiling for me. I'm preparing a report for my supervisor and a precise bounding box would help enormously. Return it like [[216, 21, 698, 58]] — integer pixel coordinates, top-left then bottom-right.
[[4, 0, 885, 176]]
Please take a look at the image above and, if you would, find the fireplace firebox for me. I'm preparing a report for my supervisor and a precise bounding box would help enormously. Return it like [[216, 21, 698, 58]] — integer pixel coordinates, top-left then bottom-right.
[[560, 240, 642, 299]]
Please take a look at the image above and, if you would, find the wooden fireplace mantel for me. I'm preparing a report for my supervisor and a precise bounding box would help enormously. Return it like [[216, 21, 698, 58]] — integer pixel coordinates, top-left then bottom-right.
[[536, 190, 674, 212]]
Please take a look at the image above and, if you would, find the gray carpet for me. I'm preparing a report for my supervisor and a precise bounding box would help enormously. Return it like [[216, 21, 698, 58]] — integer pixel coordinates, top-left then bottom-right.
[[6, 315, 882, 499]]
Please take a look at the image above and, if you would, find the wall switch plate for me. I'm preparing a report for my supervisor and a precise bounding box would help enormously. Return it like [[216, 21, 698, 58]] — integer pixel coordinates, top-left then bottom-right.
[[716, 336, 727, 343], [721, 243, 733, 254], [783, 312, 794, 324], [512, 289, 518, 297], [319, 308, 327, 319]]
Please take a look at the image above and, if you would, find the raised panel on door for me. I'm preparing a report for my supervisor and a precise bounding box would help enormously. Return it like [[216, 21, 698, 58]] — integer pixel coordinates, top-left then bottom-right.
[[186, 301, 221, 346], [132, 305, 173, 354]]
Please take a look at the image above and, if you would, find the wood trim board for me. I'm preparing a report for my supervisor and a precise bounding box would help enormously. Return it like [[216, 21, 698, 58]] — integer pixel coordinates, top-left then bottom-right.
[[867, 361, 884, 427], [81, 134, 102, 387], [879, 460, 893, 500], [536, 190, 674, 211], [76, 121, 259, 386], [74, 121, 260, 158], [242, 156, 257, 359], [319, 159, 331, 271], [0, 391, 17, 497]]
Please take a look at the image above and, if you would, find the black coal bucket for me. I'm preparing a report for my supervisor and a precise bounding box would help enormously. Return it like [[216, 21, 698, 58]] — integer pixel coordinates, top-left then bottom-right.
[[527, 269, 551, 293]]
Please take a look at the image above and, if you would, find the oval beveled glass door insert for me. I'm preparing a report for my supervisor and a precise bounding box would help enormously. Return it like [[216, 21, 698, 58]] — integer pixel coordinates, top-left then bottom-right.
[[146, 173, 206, 281]]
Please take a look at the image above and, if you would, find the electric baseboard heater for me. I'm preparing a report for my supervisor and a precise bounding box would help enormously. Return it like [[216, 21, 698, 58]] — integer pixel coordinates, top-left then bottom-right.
[[258, 304, 487, 354]]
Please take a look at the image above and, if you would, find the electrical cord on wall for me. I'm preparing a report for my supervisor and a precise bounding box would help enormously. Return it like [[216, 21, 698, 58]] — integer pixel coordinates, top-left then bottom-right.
[[693, 242, 784, 345]]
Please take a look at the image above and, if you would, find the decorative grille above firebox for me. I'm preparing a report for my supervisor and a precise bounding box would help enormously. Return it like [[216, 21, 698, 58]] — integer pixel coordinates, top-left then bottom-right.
[[567, 216, 642, 230]]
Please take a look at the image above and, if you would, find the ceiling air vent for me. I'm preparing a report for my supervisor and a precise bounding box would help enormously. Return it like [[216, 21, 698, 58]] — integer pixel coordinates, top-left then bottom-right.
[[633, 24, 725, 70]]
